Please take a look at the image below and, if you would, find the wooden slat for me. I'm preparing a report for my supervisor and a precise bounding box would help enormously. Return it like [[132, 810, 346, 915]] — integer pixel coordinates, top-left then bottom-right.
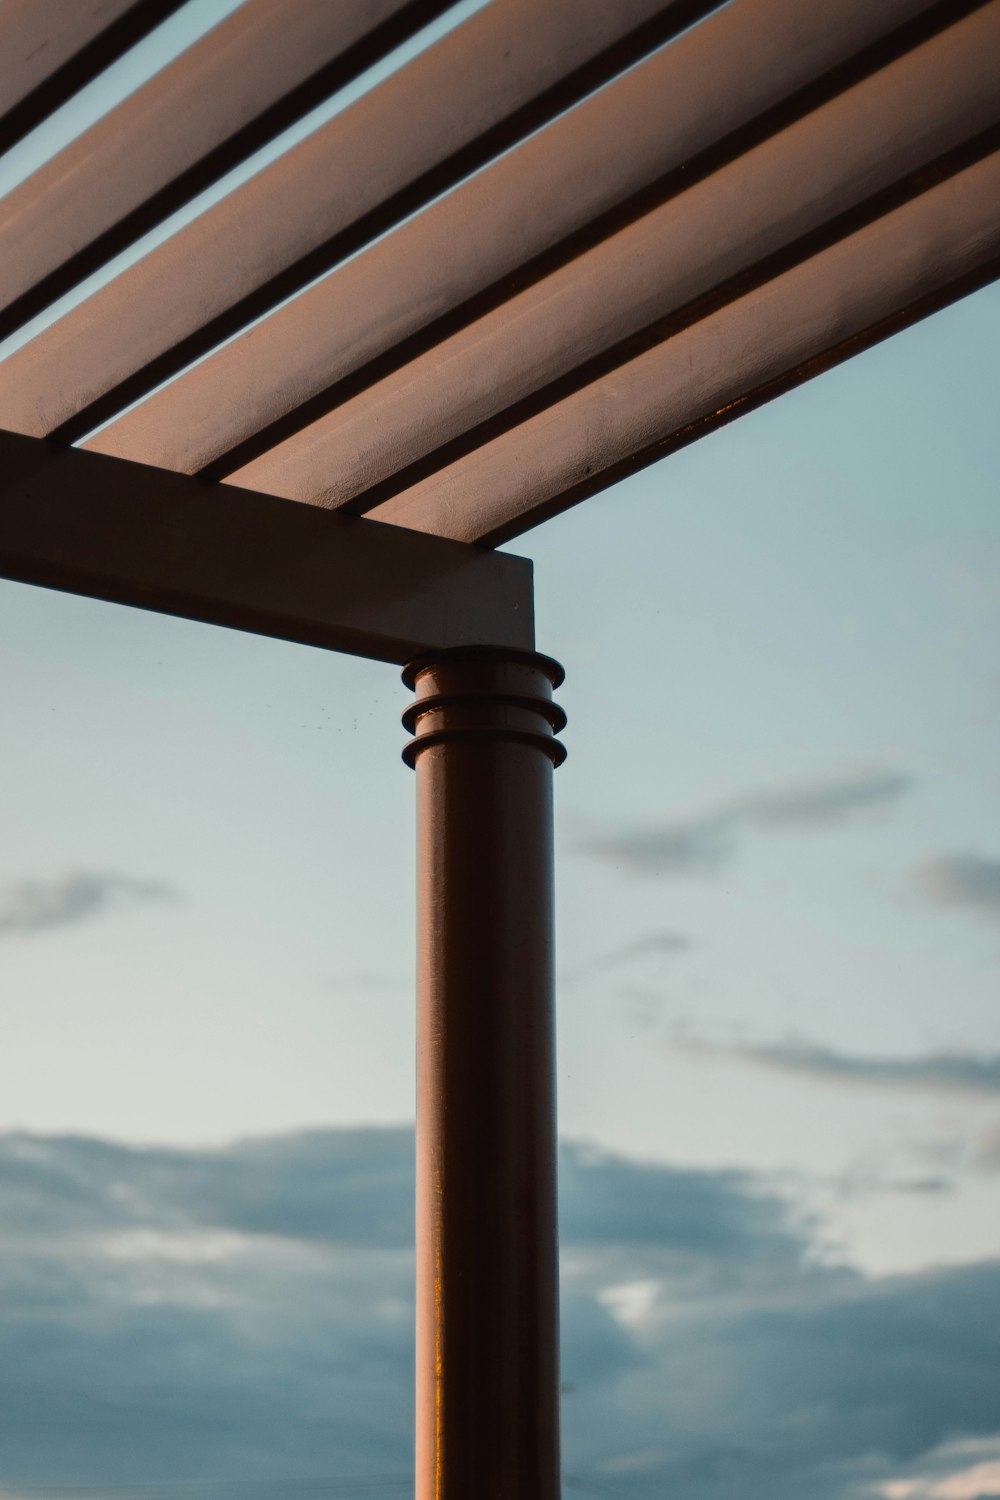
[[78, 0, 959, 477], [212, 5, 1000, 511], [364, 151, 1000, 545], [0, 0, 724, 440], [0, 0, 458, 338], [18, 0, 961, 457], [0, 0, 187, 155], [0, 431, 534, 664]]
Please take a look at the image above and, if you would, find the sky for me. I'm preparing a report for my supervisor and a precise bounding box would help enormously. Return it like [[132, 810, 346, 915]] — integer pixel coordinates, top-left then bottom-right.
[[1, 2, 999, 1497]]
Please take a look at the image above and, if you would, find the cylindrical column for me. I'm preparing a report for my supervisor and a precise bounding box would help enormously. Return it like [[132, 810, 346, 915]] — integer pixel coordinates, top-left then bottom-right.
[[402, 646, 566, 1500]]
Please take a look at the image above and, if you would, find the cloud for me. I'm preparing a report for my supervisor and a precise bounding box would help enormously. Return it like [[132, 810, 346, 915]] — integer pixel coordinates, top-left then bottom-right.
[[730, 769, 912, 828], [579, 768, 911, 876], [915, 853, 1000, 927], [673, 1037, 1000, 1099], [579, 814, 734, 876], [0, 1128, 999, 1499], [974, 1122, 1000, 1173], [0, 871, 175, 936], [560, 931, 693, 987], [874, 1438, 1000, 1500]]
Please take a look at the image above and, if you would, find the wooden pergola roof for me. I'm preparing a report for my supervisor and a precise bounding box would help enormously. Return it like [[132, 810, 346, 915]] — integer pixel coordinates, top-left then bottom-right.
[[1, 0, 998, 654]]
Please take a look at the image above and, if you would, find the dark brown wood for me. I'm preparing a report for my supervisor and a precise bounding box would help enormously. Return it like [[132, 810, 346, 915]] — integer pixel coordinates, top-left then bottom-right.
[[49, 0, 960, 468], [405, 648, 565, 1500], [0, 0, 187, 156], [214, 6, 1000, 511], [0, 0, 457, 338], [0, 0, 720, 442], [0, 430, 533, 663], [369, 149, 1000, 544]]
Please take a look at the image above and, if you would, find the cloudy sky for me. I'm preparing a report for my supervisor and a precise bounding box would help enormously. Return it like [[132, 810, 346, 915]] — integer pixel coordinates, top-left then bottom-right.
[[1, 2, 999, 1496]]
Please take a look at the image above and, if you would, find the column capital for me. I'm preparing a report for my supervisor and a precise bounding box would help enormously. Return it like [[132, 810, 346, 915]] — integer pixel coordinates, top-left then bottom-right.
[[402, 645, 566, 769]]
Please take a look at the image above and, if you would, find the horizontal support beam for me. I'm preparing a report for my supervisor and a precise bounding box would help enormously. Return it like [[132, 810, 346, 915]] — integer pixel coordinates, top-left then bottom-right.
[[217, 4, 1000, 511], [77, 0, 958, 479], [0, 0, 716, 441], [368, 149, 1000, 544], [0, 432, 533, 663]]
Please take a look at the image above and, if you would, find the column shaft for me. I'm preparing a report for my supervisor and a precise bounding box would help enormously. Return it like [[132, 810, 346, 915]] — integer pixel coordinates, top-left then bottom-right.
[[403, 647, 566, 1500]]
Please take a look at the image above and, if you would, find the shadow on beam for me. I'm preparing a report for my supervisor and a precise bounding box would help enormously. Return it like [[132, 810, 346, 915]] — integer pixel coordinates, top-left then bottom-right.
[[0, 430, 533, 663]]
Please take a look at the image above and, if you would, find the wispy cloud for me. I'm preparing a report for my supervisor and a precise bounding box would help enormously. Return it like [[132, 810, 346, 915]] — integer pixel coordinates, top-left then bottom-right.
[[729, 769, 912, 828], [560, 931, 693, 987], [578, 768, 911, 876], [0, 871, 176, 936], [673, 1036, 1000, 1099], [915, 852, 1000, 927]]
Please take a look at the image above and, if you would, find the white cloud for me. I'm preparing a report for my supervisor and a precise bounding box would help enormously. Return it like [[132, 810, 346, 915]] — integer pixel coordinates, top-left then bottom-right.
[[875, 1440, 1000, 1500]]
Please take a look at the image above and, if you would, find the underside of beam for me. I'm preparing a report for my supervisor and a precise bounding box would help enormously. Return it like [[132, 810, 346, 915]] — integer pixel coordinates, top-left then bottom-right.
[[0, 0, 186, 156], [74, 0, 961, 479], [368, 148, 1000, 544], [0, 0, 712, 421], [0, 0, 457, 341], [216, 1, 1000, 514], [0, 431, 533, 663]]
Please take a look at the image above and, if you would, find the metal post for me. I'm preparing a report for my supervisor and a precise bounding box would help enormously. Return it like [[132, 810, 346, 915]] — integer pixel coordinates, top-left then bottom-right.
[[402, 646, 566, 1500]]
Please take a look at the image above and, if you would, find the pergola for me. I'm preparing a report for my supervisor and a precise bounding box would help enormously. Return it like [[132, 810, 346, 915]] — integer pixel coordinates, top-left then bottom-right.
[[1, 1, 997, 1494]]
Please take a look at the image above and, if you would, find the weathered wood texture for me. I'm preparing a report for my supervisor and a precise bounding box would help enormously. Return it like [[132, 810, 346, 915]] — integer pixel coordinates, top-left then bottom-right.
[[213, 5, 1000, 511], [369, 150, 1000, 544], [75, 0, 963, 476], [0, 0, 186, 154], [0, 431, 533, 661], [0, 0, 455, 339], [0, 0, 712, 438], [0, 0, 997, 558]]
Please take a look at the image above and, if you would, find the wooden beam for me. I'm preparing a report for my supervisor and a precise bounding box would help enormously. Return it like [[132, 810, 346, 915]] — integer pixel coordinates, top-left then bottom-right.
[[0, 0, 718, 439], [74, 0, 965, 480], [0, 0, 456, 341], [216, 6, 1000, 512], [76, 0, 963, 479], [0, 0, 187, 155], [367, 150, 1000, 544], [0, 432, 533, 663]]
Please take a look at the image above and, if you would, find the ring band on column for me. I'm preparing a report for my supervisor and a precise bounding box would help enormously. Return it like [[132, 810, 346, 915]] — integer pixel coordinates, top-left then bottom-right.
[[402, 646, 567, 768]]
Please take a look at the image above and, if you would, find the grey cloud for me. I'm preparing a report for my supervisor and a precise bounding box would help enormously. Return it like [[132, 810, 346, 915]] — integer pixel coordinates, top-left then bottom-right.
[[579, 814, 735, 876], [674, 1037, 1000, 1098], [731, 769, 912, 828], [880, 1176, 954, 1196], [0, 1128, 415, 1248], [579, 768, 911, 876], [561, 931, 693, 986], [0, 871, 175, 935], [915, 852, 1000, 927], [0, 1129, 999, 1500], [975, 1122, 1000, 1173]]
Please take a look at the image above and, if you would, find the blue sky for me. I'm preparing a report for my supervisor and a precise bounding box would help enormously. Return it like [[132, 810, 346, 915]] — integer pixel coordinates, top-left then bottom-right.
[[1, 2, 998, 1495], [4, 278, 997, 1258], [2, 278, 997, 1498]]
